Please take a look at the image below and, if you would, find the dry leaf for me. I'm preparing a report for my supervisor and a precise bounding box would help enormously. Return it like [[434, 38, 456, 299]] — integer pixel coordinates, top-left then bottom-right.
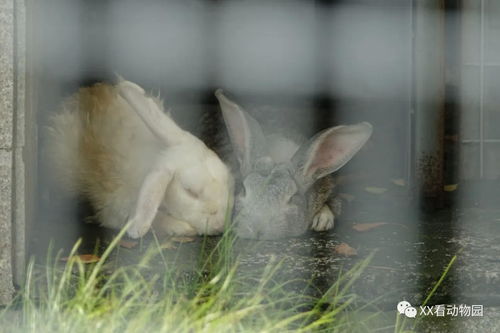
[[352, 222, 388, 232], [391, 178, 406, 186], [119, 239, 138, 249], [61, 254, 100, 263], [160, 241, 177, 250], [338, 193, 355, 202], [333, 243, 358, 257], [171, 236, 196, 243], [364, 187, 387, 194], [444, 184, 458, 192]]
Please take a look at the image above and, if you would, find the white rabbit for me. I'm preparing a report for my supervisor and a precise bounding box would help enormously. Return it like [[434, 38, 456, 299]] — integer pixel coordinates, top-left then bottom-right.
[[46, 80, 233, 239]]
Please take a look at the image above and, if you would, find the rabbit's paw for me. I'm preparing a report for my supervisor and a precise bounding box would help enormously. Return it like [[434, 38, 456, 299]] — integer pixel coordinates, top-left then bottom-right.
[[126, 217, 151, 239], [312, 205, 335, 231]]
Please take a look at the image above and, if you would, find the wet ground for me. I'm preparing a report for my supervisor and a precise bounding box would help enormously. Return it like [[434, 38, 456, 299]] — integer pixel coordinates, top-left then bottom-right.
[[31, 180, 500, 331]]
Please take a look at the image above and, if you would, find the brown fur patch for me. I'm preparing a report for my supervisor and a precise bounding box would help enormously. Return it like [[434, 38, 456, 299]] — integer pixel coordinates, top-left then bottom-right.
[[308, 175, 335, 219], [77, 84, 121, 194]]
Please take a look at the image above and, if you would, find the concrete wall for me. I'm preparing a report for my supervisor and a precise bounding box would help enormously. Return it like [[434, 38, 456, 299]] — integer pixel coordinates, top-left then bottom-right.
[[0, 0, 27, 305]]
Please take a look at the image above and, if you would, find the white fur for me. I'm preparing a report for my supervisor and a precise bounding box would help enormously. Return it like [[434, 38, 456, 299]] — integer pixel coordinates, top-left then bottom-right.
[[47, 80, 233, 238], [311, 205, 334, 231]]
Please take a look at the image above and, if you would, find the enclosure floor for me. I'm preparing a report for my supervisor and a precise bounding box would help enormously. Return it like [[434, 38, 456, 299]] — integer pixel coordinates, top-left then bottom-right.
[[31, 182, 500, 331]]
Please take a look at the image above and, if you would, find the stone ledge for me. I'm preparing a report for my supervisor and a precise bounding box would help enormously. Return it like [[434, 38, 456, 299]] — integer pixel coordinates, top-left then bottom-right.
[[0, 3, 14, 150], [0, 149, 14, 304]]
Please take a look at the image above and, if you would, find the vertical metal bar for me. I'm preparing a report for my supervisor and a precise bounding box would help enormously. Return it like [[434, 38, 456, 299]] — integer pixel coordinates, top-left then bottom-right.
[[314, 0, 336, 131], [479, 0, 485, 178], [413, 0, 446, 205], [408, 0, 416, 189]]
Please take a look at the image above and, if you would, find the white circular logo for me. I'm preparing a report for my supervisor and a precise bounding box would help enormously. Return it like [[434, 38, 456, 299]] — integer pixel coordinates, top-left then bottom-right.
[[397, 301, 412, 314], [404, 307, 417, 318]]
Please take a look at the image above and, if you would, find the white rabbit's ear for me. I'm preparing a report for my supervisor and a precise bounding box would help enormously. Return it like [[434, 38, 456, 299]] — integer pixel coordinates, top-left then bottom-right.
[[293, 122, 373, 188], [126, 156, 175, 238], [117, 80, 187, 146], [215, 89, 268, 176]]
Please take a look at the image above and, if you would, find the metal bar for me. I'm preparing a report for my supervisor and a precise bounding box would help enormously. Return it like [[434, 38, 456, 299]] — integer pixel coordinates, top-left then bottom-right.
[[479, 0, 485, 178], [464, 62, 500, 66], [413, 0, 446, 203], [408, 0, 416, 189], [462, 139, 500, 143]]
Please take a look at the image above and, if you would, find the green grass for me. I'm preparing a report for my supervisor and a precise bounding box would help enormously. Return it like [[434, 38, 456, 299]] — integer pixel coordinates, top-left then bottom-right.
[[0, 223, 382, 333], [0, 218, 458, 333], [394, 252, 459, 333]]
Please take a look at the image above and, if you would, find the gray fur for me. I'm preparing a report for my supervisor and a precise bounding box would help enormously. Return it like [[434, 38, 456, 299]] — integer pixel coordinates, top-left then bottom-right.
[[214, 90, 373, 240]]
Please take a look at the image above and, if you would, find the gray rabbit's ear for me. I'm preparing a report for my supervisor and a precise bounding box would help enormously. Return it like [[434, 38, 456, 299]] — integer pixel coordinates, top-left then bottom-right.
[[292, 122, 373, 188], [215, 89, 268, 175]]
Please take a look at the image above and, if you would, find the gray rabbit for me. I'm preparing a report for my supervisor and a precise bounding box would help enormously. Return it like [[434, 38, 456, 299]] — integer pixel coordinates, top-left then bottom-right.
[[214, 90, 372, 240]]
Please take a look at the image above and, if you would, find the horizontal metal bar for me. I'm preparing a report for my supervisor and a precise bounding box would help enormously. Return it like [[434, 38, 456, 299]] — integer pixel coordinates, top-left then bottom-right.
[[463, 62, 500, 67], [461, 139, 500, 143]]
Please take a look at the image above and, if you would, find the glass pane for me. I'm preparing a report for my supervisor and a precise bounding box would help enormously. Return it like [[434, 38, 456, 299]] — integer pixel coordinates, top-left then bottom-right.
[[485, 0, 500, 63], [460, 143, 481, 180], [462, 0, 481, 64], [484, 66, 500, 139], [460, 66, 481, 140], [484, 143, 500, 179]]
